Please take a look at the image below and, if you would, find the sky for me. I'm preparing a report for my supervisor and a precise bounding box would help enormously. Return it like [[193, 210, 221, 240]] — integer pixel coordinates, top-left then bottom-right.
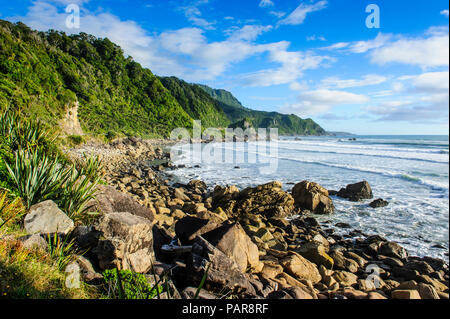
[[0, 0, 449, 135]]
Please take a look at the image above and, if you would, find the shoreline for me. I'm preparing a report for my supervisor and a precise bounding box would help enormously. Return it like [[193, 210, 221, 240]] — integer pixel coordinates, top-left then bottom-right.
[[65, 138, 450, 299]]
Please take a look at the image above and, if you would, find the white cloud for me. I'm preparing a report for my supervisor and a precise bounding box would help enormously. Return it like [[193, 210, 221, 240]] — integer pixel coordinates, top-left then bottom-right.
[[280, 89, 369, 117], [321, 33, 392, 53], [259, 0, 274, 8], [179, 4, 216, 30], [321, 74, 388, 89], [269, 11, 286, 18], [226, 25, 273, 42], [371, 32, 449, 68], [366, 71, 449, 122], [306, 35, 326, 41], [441, 9, 449, 17], [237, 47, 331, 87], [278, 1, 327, 26]]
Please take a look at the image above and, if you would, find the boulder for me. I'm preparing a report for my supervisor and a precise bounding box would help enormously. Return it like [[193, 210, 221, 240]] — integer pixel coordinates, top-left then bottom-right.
[[332, 271, 358, 287], [175, 216, 219, 245], [24, 200, 74, 235], [186, 236, 256, 297], [236, 181, 295, 218], [336, 181, 373, 201], [292, 181, 335, 214], [280, 252, 322, 284], [93, 212, 154, 273], [212, 185, 240, 214], [86, 185, 155, 222], [369, 198, 389, 208], [295, 242, 334, 269], [391, 290, 421, 299], [21, 234, 47, 251], [378, 241, 408, 260], [203, 222, 262, 273]]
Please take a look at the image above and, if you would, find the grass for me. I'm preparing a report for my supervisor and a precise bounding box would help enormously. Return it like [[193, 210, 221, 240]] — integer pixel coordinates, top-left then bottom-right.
[[0, 239, 100, 299]]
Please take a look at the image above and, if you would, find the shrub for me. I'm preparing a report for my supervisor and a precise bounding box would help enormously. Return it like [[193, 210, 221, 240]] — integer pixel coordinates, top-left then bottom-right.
[[102, 268, 164, 299], [0, 191, 25, 232]]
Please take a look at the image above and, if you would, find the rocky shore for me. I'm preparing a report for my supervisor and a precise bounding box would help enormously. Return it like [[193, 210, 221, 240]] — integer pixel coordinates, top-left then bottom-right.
[[29, 138, 449, 299]]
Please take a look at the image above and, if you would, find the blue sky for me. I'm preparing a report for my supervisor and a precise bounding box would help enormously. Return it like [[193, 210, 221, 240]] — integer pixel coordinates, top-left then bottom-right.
[[1, 0, 449, 135]]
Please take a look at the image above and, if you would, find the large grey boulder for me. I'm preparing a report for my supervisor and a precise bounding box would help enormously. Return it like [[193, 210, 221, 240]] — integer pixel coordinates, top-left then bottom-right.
[[336, 181, 373, 201], [24, 200, 74, 235], [186, 236, 257, 297], [93, 212, 154, 273], [86, 185, 155, 222]]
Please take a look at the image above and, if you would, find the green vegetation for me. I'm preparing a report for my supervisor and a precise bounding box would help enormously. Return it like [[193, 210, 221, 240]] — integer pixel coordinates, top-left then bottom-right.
[[159, 77, 230, 128], [102, 268, 164, 299], [0, 20, 192, 138], [199, 85, 326, 135], [0, 19, 326, 138]]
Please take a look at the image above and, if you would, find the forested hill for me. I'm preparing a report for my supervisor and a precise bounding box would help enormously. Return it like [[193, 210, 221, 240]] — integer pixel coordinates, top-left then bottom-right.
[[0, 20, 326, 137]]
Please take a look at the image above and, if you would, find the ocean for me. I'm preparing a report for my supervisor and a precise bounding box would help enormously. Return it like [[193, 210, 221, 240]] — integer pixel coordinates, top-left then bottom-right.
[[167, 135, 449, 260]]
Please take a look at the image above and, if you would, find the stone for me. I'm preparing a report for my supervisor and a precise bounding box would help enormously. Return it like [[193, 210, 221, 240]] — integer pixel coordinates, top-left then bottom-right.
[[203, 222, 263, 273], [86, 185, 155, 222], [391, 290, 421, 299], [255, 228, 275, 242], [181, 287, 217, 299], [212, 185, 240, 214], [175, 216, 219, 245], [235, 181, 295, 218], [74, 255, 103, 284], [392, 267, 419, 281], [261, 261, 284, 279], [369, 198, 389, 208], [183, 203, 207, 214], [295, 242, 334, 269], [367, 291, 388, 299], [417, 283, 440, 299], [281, 287, 314, 299], [25, 200, 74, 235], [93, 212, 154, 273], [292, 181, 334, 214], [332, 271, 358, 287], [404, 261, 434, 274], [378, 241, 408, 260], [21, 234, 47, 251], [336, 181, 373, 201], [174, 188, 190, 201], [329, 250, 359, 273], [280, 252, 322, 284], [186, 236, 256, 297]]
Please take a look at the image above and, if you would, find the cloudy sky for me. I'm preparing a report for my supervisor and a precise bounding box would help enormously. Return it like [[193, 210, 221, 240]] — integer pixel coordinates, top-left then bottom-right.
[[1, 0, 449, 134]]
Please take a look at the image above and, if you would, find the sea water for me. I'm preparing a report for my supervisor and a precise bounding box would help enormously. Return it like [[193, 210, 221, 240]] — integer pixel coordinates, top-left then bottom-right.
[[168, 135, 449, 260]]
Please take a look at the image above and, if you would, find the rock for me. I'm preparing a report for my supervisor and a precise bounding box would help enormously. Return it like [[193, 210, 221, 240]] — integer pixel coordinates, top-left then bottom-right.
[[93, 212, 154, 273], [336, 181, 373, 201], [255, 228, 274, 242], [203, 222, 262, 273], [25, 200, 74, 235], [391, 290, 421, 299], [369, 198, 389, 208], [329, 250, 359, 273], [174, 188, 190, 201], [86, 185, 155, 222], [154, 214, 174, 227], [70, 226, 101, 251], [186, 236, 256, 297], [21, 234, 47, 251], [295, 242, 334, 269], [332, 271, 358, 287], [280, 252, 322, 284], [417, 283, 440, 299], [187, 180, 207, 192], [261, 261, 284, 279], [212, 185, 240, 214], [378, 241, 408, 260], [175, 216, 219, 245], [291, 181, 334, 214], [74, 255, 103, 284], [404, 261, 434, 274], [152, 224, 174, 262], [235, 182, 295, 218], [392, 267, 419, 281], [367, 291, 388, 299], [183, 203, 207, 214], [280, 287, 314, 299], [181, 287, 217, 299], [338, 288, 368, 299]]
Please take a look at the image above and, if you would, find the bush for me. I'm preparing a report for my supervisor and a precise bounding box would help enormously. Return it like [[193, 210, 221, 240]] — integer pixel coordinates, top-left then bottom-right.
[[102, 268, 164, 299]]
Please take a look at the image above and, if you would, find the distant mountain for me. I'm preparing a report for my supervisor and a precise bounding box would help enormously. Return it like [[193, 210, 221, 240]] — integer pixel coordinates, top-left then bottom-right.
[[199, 85, 326, 136], [0, 20, 327, 138], [197, 85, 245, 109]]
